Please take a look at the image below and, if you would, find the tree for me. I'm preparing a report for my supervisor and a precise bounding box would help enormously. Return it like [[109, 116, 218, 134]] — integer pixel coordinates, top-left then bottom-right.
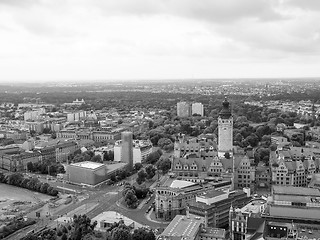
[[111, 226, 132, 240], [156, 156, 171, 175], [132, 228, 156, 240], [224, 152, 231, 159], [145, 165, 156, 180], [124, 190, 138, 208], [91, 155, 102, 163], [134, 163, 143, 172], [145, 150, 162, 164], [136, 169, 147, 184], [27, 162, 34, 172]]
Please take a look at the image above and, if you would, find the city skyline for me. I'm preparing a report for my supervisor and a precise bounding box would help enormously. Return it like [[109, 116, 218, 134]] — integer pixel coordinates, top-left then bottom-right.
[[1, 0, 320, 82]]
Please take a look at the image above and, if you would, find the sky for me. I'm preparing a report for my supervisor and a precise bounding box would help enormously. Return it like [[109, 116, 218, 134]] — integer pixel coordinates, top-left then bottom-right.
[[0, 0, 320, 82]]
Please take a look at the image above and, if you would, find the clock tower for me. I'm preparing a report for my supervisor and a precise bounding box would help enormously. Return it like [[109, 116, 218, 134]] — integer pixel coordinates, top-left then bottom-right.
[[218, 98, 233, 157]]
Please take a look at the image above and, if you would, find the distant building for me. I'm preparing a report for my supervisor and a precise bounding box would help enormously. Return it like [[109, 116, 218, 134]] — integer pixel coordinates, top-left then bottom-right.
[[218, 98, 233, 158], [191, 102, 204, 116], [67, 111, 87, 122], [177, 101, 191, 117], [114, 139, 152, 164], [24, 108, 46, 121]]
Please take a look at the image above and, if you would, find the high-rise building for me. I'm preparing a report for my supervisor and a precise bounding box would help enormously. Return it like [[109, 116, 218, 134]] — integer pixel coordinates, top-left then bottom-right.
[[177, 101, 191, 117], [218, 98, 233, 158], [191, 102, 204, 116], [121, 131, 133, 171]]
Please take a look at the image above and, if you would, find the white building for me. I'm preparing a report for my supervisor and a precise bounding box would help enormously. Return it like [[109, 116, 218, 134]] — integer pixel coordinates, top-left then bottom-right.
[[67, 111, 87, 122], [24, 108, 46, 121], [114, 139, 152, 164], [191, 102, 204, 116]]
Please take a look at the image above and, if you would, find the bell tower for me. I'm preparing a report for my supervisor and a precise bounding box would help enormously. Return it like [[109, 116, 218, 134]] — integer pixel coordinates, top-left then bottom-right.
[[218, 98, 233, 157]]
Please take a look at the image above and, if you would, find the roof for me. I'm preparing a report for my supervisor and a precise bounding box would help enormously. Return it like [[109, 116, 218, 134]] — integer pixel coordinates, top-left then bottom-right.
[[71, 161, 105, 170], [247, 218, 265, 233], [160, 215, 203, 239], [273, 185, 320, 197], [170, 180, 197, 189], [200, 228, 225, 238]]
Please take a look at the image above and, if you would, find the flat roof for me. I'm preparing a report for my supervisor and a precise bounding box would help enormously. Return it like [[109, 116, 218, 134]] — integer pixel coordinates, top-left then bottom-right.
[[160, 215, 203, 239], [91, 211, 143, 229], [198, 189, 226, 199], [201, 227, 225, 238], [71, 161, 105, 169], [170, 180, 197, 189], [273, 186, 320, 197]]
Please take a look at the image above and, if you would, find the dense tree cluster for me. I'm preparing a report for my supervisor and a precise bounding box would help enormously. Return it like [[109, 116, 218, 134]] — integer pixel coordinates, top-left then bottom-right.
[[21, 214, 99, 240], [122, 183, 149, 209], [0, 172, 58, 196], [27, 162, 65, 176], [106, 220, 155, 240], [145, 149, 162, 165], [0, 218, 36, 239]]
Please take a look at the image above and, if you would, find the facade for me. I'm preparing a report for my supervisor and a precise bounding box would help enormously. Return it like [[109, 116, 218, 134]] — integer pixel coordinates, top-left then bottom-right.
[[155, 180, 217, 221], [229, 199, 267, 240], [66, 111, 87, 122], [67, 161, 107, 186], [56, 128, 121, 143], [174, 134, 217, 158], [192, 102, 204, 116], [269, 147, 320, 187], [188, 189, 251, 228], [26, 121, 44, 133], [0, 151, 41, 171], [177, 101, 191, 117], [218, 99, 233, 157]]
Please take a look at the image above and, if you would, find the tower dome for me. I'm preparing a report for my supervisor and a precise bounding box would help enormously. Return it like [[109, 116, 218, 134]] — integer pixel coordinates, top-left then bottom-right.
[[219, 98, 232, 119]]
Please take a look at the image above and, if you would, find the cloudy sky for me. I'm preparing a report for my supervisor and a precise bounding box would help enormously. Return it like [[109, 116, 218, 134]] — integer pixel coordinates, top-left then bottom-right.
[[0, 0, 320, 82]]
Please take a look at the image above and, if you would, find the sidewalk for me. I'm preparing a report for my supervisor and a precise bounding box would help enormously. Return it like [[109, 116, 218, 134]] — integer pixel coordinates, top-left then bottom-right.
[[145, 209, 170, 224]]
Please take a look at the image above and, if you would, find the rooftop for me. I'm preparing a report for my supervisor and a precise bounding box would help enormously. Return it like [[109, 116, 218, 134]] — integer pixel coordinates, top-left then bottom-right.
[[71, 161, 105, 170], [170, 180, 197, 189], [160, 215, 204, 240], [200, 227, 225, 238], [273, 186, 320, 197]]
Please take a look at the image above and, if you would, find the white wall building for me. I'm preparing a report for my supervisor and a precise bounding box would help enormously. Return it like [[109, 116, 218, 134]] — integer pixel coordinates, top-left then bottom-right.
[[191, 102, 204, 116]]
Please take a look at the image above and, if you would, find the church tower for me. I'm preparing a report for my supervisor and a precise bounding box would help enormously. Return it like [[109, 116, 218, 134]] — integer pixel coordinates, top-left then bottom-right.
[[218, 98, 233, 157]]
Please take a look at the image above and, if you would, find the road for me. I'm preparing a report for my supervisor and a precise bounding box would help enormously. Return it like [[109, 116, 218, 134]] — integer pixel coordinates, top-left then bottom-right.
[[4, 180, 168, 240]]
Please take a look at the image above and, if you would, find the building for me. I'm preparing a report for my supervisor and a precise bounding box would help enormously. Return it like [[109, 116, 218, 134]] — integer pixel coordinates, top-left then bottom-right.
[[26, 121, 44, 134], [218, 98, 233, 158], [229, 199, 267, 240], [66, 161, 127, 186], [23, 108, 46, 121], [269, 147, 320, 187], [263, 186, 320, 223], [155, 180, 217, 221], [188, 188, 251, 228], [56, 128, 122, 143], [67, 161, 107, 186], [0, 151, 41, 171], [114, 139, 152, 164], [192, 102, 204, 116], [66, 111, 87, 122], [174, 134, 217, 158], [159, 215, 204, 240], [120, 131, 133, 171], [177, 101, 191, 117], [92, 211, 143, 232]]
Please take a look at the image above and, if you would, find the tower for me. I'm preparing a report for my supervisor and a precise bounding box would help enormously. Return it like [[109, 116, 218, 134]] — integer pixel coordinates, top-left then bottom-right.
[[218, 98, 233, 158], [121, 131, 133, 171]]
